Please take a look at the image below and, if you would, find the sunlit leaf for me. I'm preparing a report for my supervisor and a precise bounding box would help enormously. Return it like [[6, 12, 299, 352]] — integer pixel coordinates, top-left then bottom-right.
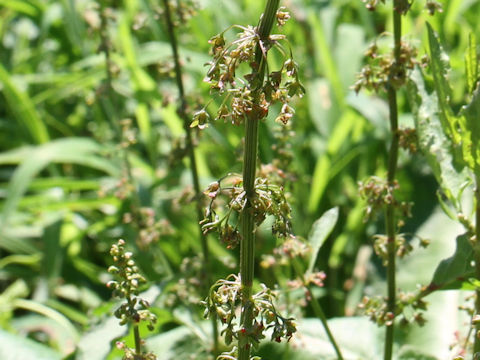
[[307, 207, 339, 274]]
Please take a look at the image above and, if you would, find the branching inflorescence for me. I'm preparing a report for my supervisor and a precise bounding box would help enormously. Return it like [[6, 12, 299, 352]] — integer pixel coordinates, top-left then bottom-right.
[[198, 2, 304, 359], [107, 239, 157, 360], [354, 1, 442, 359]]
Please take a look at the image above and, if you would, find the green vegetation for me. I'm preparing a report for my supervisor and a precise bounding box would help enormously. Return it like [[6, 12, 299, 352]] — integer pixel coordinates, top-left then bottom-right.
[[1, 0, 480, 359]]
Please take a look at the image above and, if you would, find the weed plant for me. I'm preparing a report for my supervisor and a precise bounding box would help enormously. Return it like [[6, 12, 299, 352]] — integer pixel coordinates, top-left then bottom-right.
[[0, 0, 480, 360]]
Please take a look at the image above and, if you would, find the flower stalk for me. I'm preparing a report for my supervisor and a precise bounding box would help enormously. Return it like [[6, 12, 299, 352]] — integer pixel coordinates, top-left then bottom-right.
[[384, 2, 402, 359], [238, 2, 280, 358]]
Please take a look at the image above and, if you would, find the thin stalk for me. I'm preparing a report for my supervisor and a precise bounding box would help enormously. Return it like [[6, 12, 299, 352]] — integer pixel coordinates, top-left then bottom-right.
[[291, 258, 344, 360], [133, 325, 142, 356], [384, 3, 402, 360], [238, 1, 279, 359], [127, 294, 143, 356], [161, 0, 218, 353], [473, 174, 480, 355]]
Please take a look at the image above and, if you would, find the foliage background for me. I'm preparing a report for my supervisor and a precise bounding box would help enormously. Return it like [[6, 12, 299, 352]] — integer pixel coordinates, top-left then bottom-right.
[[0, 0, 479, 359]]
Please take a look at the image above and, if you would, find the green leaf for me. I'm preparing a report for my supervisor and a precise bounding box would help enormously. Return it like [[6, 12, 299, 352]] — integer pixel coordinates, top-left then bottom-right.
[[0, 63, 49, 144], [12, 314, 78, 356], [460, 83, 480, 171], [430, 234, 474, 288], [465, 32, 478, 94], [307, 9, 345, 108], [13, 299, 79, 341], [118, 13, 156, 92], [407, 67, 470, 206], [0, 138, 119, 224], [308, 110, 360, 212], [307, 207, 339, 274], [0, 0, 39, 16], [0, 330, 62, 360], [426, 23, 462, 146]]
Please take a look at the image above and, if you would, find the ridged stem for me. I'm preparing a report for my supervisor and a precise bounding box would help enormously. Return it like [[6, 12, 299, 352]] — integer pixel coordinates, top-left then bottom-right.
[[238, 1, 279, 359], [161, 0, 218, 353], [384, 3, 402, 360]]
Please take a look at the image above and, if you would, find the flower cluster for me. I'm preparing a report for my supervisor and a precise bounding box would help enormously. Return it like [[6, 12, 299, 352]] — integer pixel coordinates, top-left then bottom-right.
[[398, 127, 418, 154], [363, 0, 415, 14], [107, 239, 157, 359], [192, 8, 304, 129], [202, 274, 296, 352], [353, 40, 418, 93], [123, 208, 173, 249], [158, 0, 199, 24], [358, 176, 412, 222], [116, 342, 157, 360], [201, 174, 293, 249], [372, 233, 429, 265], [358, 291, 427, 327], [165, 256, 204, 307]]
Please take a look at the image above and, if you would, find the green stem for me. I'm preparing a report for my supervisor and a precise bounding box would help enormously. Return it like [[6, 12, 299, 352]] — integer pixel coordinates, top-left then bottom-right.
[[291, 258, 344, 360], [161, 0, 218, 353], [133, 324, 142, 356], [473, 174, 480, 356], [238, 113, 259, 360], [238, 1, 279, 359], [384, 4, 402, 360], [127, 294, 142, 356]]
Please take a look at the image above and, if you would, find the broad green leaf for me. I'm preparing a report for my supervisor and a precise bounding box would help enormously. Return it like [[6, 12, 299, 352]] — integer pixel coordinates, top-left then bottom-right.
[[407, 67, 470, 205], [426, 23, 462, 145], [334, 24, 365, 93], [307, 207, 339, 274], [0, 330, 62, 360], [430, 234, 474, 289]]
